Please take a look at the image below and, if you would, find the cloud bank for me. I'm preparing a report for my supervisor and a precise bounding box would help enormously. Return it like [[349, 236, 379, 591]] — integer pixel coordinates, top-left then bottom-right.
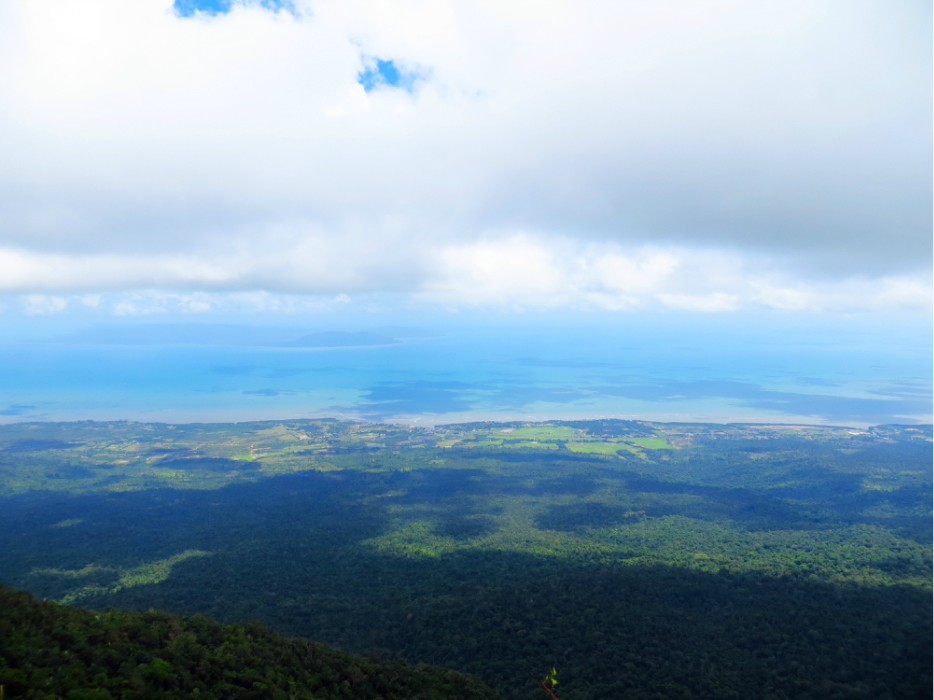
[[0, 0, 929, 313]]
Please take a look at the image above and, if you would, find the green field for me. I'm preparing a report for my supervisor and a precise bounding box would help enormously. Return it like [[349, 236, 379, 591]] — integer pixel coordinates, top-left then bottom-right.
[[506, 440, 558, 449], [500, 426, 580, 440], [566, 441, 630, 455], [625, 437, 671, 449], [475, 436, 560, 450]]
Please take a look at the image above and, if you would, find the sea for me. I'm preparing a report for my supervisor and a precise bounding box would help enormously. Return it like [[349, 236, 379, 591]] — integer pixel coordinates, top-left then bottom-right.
[[1, 309, 930, 428]]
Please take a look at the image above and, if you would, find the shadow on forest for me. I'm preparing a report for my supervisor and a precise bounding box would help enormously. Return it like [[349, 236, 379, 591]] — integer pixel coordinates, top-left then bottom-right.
[[0, 467, 930, 699], [614, 470, 931, 539], [450, 449, 607, 465], [3, 439, 84, 452], [0, 460, 930, 584], [1, 460, 928, 588], [45, 465, 97, 480], [157, 457, 260, 472], [447, 446, 932, 537]]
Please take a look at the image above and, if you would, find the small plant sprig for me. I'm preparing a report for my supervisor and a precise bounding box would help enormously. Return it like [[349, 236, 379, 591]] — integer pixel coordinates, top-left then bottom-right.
[[538, 668, 560, 700]]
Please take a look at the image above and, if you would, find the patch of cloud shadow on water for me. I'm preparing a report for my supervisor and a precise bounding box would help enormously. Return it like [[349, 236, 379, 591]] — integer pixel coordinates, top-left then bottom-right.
[[489, 385, 587, 409], [357, 381, 482, 418], [512, 357, 613, 369], [739, 392, 930, 425], [274, 331, 400, 348], [594, 379, 760, 402], [348, 376, 930, 425], [263, 367, 315, 379], [592, 379, 930, 425], [866, 381, 933, 399], [211, 365, 353, 379], [211, 365, 257, 376], [794, 377, 840, 387], [0, 404, 37, 416], [355, 379, 596, 419], [242, 389, 294, 397]]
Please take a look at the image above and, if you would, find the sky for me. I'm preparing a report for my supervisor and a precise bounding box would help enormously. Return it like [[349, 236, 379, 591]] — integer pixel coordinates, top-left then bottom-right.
[[0, 0, 930, 426]]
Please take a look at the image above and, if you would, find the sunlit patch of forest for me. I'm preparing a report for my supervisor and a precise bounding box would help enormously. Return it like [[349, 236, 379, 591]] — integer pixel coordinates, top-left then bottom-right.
[[0, 419, 930, 699]]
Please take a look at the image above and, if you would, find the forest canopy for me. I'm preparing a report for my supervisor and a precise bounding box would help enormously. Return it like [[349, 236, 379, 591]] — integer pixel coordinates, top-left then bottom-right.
[[0, 419, 930, 699]]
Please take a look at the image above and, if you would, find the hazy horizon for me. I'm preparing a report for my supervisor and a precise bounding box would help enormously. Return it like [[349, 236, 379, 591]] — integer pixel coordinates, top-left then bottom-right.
[[0, 1, 930, 428]]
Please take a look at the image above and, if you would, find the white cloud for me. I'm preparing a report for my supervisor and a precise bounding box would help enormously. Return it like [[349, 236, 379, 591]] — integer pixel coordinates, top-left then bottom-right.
[[0, 289, 364, 317], [0, 234, 930, 314], [750, 276, 933, 313], [656, 293, 742, 313], [425, 237, 931, 312], [184, 300, 213, 313], [113, 301, 146, 316], [432, 235, 567, 305], [23, 294, 68, 315], [0, 0, 928, 311]]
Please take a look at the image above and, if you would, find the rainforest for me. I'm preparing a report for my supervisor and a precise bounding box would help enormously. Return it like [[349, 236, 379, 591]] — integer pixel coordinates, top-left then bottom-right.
[[0, 418, 930, 700]]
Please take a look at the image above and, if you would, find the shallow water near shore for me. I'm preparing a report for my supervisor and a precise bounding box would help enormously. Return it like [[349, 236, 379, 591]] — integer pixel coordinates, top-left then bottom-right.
[[0, 311, 929, 427]]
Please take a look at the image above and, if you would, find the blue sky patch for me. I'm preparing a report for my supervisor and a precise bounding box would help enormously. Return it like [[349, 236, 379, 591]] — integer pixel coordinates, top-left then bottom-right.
[[174, 0, 294, 17], [358, 59, 423, 93]]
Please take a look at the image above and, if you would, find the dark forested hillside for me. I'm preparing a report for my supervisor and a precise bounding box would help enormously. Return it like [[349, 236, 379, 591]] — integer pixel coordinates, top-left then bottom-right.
[[0, 419, 930, 699], [0, 584, 499, 700]]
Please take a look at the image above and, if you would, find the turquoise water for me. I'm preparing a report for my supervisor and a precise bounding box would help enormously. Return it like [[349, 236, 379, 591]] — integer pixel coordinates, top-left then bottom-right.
[[0, 312, 929, 427]]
